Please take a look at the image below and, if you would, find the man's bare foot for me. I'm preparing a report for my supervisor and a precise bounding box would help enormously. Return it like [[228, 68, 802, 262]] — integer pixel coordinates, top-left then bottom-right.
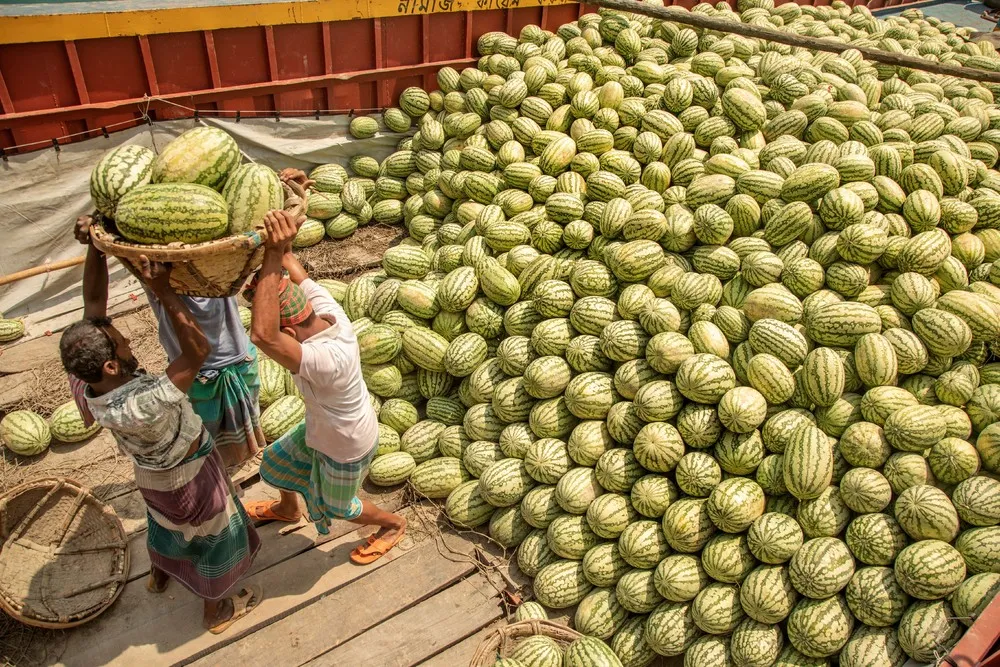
[[374, 517, 407, 542]]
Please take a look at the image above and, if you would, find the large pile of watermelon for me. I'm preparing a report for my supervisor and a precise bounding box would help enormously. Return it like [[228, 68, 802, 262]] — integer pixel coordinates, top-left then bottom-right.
[[332, 2, 1000, 664], [103, 0, 1000, 662]]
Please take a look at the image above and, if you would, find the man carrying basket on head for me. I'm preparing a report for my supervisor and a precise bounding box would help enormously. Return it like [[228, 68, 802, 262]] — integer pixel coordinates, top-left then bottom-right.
[[60, 242, 262, 634], [71, 214, 266, 474], [241, 193, 406, 564]]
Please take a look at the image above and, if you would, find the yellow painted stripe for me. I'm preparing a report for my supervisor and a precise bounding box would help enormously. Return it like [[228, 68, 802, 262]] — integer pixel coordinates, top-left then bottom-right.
[[0, 0, 576, 45]]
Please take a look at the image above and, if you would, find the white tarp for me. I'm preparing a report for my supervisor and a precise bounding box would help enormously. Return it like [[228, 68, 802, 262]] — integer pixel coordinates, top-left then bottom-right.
[[0, 115, 401, 338]]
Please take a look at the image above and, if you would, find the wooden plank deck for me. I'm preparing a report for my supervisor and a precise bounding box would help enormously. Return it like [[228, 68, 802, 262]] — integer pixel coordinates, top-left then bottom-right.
[[44, 500, 513, 667]]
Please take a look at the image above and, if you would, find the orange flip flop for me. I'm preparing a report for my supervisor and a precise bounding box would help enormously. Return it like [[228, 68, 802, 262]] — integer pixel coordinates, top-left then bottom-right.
[[243, 500, 298, 523], [350, 526, 406, 565]]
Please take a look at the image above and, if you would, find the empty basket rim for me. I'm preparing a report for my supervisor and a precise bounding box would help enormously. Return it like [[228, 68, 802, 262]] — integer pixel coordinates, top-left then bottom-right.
[[0, 476, 129, 629]]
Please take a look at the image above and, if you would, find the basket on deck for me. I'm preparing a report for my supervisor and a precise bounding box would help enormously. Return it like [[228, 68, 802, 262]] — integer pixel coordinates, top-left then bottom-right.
[[470, 620, 583, 666], [90, 180, 308, 298], [0, 477, 129, 629]]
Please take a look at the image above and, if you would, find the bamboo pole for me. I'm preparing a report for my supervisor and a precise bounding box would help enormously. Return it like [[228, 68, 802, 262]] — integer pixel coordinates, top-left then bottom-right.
[[590, 0, 1000, 85], [0, 256, 86, 287]]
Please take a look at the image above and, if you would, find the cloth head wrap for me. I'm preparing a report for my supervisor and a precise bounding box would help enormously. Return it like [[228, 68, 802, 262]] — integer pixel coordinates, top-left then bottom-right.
[[243, 271, 313, 328]]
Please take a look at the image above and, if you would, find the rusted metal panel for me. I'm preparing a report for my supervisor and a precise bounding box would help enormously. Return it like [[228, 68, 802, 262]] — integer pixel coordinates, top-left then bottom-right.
[[946, 593, 1000, 667], [0, 0, 931, 153]]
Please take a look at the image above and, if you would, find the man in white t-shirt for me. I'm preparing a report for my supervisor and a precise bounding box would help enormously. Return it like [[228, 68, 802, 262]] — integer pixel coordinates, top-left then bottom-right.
[[244, 209, 406, 564]]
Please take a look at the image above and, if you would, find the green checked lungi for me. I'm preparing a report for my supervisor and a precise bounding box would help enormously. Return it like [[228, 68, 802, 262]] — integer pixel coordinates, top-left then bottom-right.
[[259, 421, 376, 534], [187, 343, 266, 469]]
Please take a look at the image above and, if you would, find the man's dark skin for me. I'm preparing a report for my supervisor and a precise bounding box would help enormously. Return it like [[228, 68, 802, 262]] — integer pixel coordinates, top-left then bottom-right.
[[76, 227, 249, 629]]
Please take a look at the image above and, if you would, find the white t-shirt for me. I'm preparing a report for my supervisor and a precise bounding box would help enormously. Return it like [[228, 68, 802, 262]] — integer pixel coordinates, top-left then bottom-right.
[[293, 278, 379, 463]]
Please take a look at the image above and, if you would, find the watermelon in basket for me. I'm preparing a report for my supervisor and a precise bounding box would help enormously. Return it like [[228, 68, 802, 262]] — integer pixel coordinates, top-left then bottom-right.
[[88, 127, 307, 298]]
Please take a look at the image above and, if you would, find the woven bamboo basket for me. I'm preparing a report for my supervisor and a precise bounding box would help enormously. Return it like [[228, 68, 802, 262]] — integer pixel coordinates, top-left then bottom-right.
[[470, 620, 583, 666], [0, 477, 129, 629], [90, 179, 308, 298]]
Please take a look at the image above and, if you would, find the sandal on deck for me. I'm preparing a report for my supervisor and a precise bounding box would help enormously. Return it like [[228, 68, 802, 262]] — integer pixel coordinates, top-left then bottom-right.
[[350, 526, 406, 565], [207, 583, 263, 635], [243, 500, 299, 523]]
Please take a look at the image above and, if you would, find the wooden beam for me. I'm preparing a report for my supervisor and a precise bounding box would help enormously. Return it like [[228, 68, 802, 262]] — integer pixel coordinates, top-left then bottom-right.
[[64, 41, 91, 105], [321, 21, 335, 109], [374, 18, 387, 109], [0, 255, 86, 287], [593, 0, 1000, 85], [203, 31, 222, 89], [0, 69, 14, 115], [137, 36, 160, 97]]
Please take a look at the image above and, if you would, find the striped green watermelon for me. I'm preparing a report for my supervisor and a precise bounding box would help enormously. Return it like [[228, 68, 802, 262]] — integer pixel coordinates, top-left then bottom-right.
[[409, 456, 468, 499], [509, 635, 563, 667], [894, 539, 966, 600], [564, 636, 623, 667], [516, 530, 558, 577], [839, 625, 906, 667], [90, 144, 155, 217], [0, 410, 51, 456], [222, 163, 283, 233], [894, 484, 960, 542], [0, 319, 25, 343], [49, 400, 101, 443], [897, 600, 963, 663], [534, 559, 592, 609], [259, 395, 304, 442], [846, 566, 910, 628], [692, 582, 745, 635], [114, 183, 229, 244], [729, 618, 783, 667], [739, 564, 798, 625], [369, 451, 417, 486], [789, 537, 855, 599], [644, 601, 700, 657], [574, 588, 629, 641], [152, 126, 239, 190], [785, 595, 854, 659], [746, 513, 803, 565]]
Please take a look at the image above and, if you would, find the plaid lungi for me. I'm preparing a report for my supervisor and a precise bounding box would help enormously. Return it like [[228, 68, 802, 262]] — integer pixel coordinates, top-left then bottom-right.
[[137, 434, 261, 600], [259, 421, 376, 534], [187, 343, 266, 468]]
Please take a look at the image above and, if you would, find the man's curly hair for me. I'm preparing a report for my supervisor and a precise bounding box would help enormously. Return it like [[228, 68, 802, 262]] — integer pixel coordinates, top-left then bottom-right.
[[60, 316, 115, 384]]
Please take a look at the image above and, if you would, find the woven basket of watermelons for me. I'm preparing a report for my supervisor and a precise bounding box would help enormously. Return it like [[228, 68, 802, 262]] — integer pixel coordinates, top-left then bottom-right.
[[0, 477, 129, 629], [470, 620, 584, 667], [90, 157, 307, 298]]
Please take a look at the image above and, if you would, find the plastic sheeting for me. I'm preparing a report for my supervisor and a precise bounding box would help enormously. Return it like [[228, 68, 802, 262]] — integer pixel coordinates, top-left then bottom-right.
[[0, 115, 401, 338]]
